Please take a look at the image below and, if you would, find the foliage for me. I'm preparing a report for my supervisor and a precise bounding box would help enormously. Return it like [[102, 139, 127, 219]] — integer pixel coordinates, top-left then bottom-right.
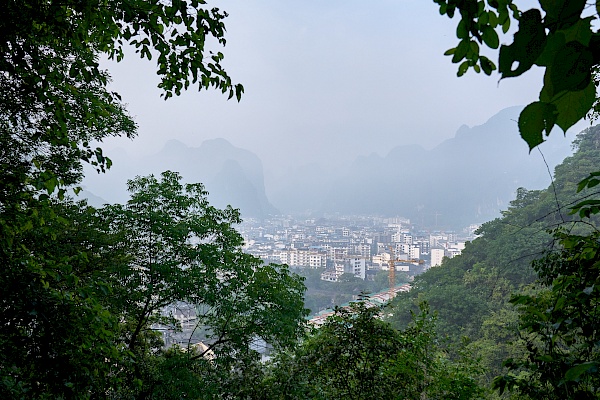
[[1, 0, 242, 194], [389, 126, 600, 387], [0, 172, 308, 399], [492, 228, 600, 399], [0, 199, 125, 398], [0, 3, 258, 397], [104, 171, 306, 398], [434, 0, 599, 150], [263, 301, 484, 400]]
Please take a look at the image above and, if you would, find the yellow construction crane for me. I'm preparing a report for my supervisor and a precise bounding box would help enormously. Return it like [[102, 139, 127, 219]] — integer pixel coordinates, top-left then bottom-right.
[[388, 245, 423, 293]]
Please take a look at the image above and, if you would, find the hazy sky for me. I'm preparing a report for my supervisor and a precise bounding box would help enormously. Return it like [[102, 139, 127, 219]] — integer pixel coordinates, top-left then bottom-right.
[[99, 0, 557, 176]]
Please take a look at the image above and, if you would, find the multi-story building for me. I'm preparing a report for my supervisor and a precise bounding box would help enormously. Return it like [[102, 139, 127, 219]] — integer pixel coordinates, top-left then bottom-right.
[[279, 249, 327, 268], [430, 247, 446, 267], [321, 257, 366, 282]]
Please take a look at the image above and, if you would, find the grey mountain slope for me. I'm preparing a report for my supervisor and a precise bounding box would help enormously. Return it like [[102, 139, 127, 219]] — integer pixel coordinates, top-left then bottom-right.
[[82, 138, 277, 218], [325, 106, 573, 228], [268, 163, 334, 215], [77, 189, 108, 208], [208, 159, 271, 215], [270, 106, 574, 228]]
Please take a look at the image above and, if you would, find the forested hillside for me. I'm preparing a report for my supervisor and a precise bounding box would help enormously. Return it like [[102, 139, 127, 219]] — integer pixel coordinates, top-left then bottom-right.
[[389, 125, 600, 385]]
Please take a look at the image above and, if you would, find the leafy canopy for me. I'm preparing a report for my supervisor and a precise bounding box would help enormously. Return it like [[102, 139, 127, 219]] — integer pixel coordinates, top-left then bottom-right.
[[494, 229, 600, 399], [1, 0, 243, 195], [0, 172, 308, 399], [435, 0, 600, 150], [264, 301, 485, 400]]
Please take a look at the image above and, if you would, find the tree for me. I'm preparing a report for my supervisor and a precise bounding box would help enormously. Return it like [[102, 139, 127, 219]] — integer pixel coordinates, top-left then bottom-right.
[[434, 0, 599, 150], [263, 301, 484, 400], [1, 0, 242, 194], [493, 229, 600, 399], [1, 172, 308, 398], [100, 171, 308, 398], [0, 199, 126, 398], [0, 3, 250, 396]]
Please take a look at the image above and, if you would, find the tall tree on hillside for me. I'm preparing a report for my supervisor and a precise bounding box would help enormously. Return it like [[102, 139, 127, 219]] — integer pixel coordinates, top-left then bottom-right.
[[0, 2, 248, 397], [101, 171, 307, 398], [263, 301, 484, 400]]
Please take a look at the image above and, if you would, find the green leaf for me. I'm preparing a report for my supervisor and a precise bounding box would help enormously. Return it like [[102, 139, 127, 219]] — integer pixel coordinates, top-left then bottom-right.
[[518, 101, 558, 150], [458, 61, 469, 76], [498, 9, 547, 78], [552, 79, 595, 132], [576, 172, 600, 192], [479, 11, 489, 26], [570, 199, 600, 217], [480, 56, 496, 75], [540, 0, 586, 32], [502, 18, 510, 34], [482, 25, 500, 49], [549, 42, 593, 94], [561, 17, 594, 46], [488, 11, 498, 27], [564, 362, 598, 382], [535, 32, 566, 67], [457, 19, 468, 39], [452, 39, 470, 63]]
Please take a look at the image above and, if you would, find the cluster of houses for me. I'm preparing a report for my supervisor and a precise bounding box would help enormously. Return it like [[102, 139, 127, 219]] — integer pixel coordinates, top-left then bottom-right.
[[238, 216, 477, 282], [156, 217, 478, 352]]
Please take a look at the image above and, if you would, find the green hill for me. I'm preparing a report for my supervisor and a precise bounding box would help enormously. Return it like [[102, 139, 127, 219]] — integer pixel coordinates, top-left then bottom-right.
[[388, 125, 600, 384]]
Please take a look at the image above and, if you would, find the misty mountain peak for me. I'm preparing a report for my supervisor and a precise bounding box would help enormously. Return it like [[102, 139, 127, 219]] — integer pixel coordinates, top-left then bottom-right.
[[162, 139, 189, 155], [455, 124, 470, 138], [200, 137, 236, 153]]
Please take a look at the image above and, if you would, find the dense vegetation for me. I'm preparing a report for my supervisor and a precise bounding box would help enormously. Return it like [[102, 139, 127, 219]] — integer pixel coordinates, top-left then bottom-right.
[[1, 170, 307, 399], [4, 0, 600, 398], [418, 1, 600, 396], [0, 2, 303, 398], [262, 301, 485, 400], [389, 126, 600, 396]]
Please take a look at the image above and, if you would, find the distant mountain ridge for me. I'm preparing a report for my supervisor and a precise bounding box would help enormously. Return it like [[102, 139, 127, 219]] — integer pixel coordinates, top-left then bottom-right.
[[82, 106, 576, 227], [82, 138, 278, 219], [269, 106, 574, 228]]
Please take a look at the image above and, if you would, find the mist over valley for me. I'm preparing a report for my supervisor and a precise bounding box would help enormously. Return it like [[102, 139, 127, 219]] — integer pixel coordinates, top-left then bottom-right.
[[83, 106, 576, 229]]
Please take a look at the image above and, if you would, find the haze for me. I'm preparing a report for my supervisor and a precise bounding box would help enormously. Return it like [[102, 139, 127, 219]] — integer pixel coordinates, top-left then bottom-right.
[[84, 0, 586, 227], [97, 0, 556, 165]]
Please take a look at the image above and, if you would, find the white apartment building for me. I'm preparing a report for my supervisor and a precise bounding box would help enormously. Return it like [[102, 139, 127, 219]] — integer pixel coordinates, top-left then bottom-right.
[[321, 257, 366, 282], [372, 253, 390, 269], [392, 232, 413, 244], [345, 257, 366, 280], [355, 243, 371, 259], [279, 249, 327, 268], [430, 247, 446, 267], [398, 243, 420, 260]]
